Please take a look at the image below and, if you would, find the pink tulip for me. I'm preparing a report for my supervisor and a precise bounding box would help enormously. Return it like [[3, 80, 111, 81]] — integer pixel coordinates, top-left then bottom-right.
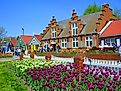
[[68, 88, 72, 91]]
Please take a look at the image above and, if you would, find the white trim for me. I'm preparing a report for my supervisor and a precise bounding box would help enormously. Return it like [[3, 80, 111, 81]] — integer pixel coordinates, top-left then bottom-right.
[[51, 41, 56, 44], [100, 21, 113, 35], [28, 37, 40, 45]]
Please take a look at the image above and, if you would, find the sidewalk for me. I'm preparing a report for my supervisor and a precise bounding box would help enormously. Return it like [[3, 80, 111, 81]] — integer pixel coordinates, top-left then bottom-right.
[[0, 56, 20, 62]]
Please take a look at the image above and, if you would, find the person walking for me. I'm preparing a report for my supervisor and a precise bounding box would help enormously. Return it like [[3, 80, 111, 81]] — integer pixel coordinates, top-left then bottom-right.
[[118, 43, 121, 65], [2, 45, 6, 54], [112, 43, 117, 52], [57, 44, 61, 53], [50, 45, 53, 52], [118, 43, 121, 57]]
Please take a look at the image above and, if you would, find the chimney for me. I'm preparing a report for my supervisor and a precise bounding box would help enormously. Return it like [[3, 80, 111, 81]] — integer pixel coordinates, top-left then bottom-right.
[[102, 3, 109, 8]]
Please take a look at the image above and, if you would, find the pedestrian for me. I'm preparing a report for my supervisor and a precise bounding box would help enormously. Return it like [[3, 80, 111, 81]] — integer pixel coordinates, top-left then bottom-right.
[[112, 43, 117, 52], [118, 43, 121, 64], [47, 46, 50, 52], [118, 43, 121, 57], [57, 44, 61, 53], [2, 45, 6, 54], [17, 48, 21, 56], [50, 45, 53, 52]]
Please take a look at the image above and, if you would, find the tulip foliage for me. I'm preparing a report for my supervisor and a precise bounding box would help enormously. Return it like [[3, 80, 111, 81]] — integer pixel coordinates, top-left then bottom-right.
[[17, 62, 121, 91]]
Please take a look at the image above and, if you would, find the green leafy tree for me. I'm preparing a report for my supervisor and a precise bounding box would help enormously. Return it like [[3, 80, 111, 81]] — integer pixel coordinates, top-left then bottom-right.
[[83, 3, 101, 15], [113, 8, 121, 19]]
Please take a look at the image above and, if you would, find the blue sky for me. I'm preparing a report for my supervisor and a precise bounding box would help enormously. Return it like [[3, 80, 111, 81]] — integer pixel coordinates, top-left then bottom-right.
[[0, 0, 121, 37]]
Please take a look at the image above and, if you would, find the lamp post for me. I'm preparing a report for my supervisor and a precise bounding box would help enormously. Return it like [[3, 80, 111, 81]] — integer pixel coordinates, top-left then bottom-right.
[[22, 28, 24, 35], [88, 58, 92, 69]]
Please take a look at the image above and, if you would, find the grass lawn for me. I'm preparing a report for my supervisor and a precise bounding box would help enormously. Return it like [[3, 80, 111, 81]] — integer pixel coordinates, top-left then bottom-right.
[[0, 62, 28, 91]]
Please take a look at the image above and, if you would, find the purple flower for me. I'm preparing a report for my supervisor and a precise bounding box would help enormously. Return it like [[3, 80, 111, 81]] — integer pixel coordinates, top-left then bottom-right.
[[108, 87, 113, 91], [108, 80, 113, 85], [78, 82, 81, 85], [116, 81, 120, 85], [68, 88, 72, 91], [77, 86, 80, 90], [71, 83, 75, 88], [106, 84, 110, 88], [113, 75, 119, 81], [88, 84, 95, 90]]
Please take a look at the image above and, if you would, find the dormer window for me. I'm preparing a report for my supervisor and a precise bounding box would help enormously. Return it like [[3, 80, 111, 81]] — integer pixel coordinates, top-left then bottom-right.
[[52, 27, 56, 38], [72, 23, 78, 35]]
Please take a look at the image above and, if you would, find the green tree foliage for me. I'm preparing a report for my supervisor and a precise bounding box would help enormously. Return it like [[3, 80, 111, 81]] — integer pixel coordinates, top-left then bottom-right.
[[113, 8, 121, 19], [83, 3, 101, 15]]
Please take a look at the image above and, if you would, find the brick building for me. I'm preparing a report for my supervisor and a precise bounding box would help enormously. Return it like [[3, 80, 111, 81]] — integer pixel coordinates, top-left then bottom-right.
[[41, 4, 117, 52]]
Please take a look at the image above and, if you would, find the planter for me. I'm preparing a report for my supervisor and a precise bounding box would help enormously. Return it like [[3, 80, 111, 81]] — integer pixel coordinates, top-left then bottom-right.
[[36, 53, 46, 56], [85, 54, 121, 60], [30, 53, 34, 59], [74, 57, 84, 69], [20, 52, 24, 60], [45, 53, 51, 60]]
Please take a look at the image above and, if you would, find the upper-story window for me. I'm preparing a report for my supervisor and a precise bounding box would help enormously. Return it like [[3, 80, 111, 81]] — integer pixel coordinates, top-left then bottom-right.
[[52, 27, 56, 38], [72, 23, 78, 35], [61, 38, 67, 48], [85, 36, 93, 47], [72, 37, 78, 48]]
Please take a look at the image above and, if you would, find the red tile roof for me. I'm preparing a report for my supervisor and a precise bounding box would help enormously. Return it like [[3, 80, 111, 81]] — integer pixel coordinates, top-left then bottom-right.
[[11, 39, 18, 46], [20, 35, 32, 44], [101, 20, 121, 37], [34, 34, 43, 41]]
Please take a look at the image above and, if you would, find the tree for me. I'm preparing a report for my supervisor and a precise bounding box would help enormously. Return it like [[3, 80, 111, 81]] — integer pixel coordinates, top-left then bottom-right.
[[113, 8, 121, 19], [83, 3, 101, 15], [0, 27, 7, 47], [0, 26, 7, 38]]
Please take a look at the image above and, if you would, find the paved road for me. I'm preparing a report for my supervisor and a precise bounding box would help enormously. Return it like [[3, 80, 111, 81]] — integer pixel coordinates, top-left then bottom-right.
[[0, 56, 20, 62]]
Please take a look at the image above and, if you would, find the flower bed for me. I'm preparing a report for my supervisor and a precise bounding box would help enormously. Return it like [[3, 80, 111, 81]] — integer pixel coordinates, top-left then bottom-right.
[[17, 63, 121, 91], [12, 59, 55, 77], [12, 59, 68, 78]]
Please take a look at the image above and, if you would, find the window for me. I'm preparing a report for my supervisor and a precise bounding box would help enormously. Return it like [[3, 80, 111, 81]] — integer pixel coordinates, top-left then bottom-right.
[[52, 27, 56, 38], [61, 38, 67, 48], [105, 38, 116, 46], [85, 36, 93, 47], [44, 41, 48, 49], [72, 37, 78, 48], [72, 23, 78, 35]]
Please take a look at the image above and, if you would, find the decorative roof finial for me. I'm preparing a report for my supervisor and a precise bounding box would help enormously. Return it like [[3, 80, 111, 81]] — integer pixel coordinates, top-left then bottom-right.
[[52, 16, 55, 19], [72, 9, 75, 13]]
